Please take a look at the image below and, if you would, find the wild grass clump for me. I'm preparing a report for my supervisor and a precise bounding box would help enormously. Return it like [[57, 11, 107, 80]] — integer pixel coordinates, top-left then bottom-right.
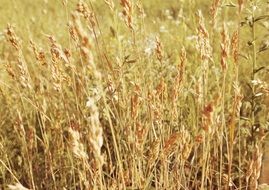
[[0, 0, 269, 189]]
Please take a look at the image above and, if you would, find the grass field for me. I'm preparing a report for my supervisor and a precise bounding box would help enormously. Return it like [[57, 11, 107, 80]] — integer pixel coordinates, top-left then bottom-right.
[[0, 0, 269, 189]]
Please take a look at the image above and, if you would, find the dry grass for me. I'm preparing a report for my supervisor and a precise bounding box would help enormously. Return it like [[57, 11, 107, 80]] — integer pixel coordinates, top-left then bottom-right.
[[0, 0, 269, 189]]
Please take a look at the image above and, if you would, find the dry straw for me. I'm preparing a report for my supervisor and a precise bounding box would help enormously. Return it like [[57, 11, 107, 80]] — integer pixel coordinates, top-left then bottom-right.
[[1, 0, 269, 189]]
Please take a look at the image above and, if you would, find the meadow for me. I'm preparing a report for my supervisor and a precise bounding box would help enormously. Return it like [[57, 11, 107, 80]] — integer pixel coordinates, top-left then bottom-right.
[[0, 0, 269, 189]]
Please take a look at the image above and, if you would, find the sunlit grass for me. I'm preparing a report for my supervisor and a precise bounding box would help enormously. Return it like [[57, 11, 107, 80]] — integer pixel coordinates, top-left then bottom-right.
[[0, 0, 269, 189]]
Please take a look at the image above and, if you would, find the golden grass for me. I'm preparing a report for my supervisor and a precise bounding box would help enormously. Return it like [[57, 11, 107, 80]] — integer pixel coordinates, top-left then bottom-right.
[[0, 0, 269, 189]]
